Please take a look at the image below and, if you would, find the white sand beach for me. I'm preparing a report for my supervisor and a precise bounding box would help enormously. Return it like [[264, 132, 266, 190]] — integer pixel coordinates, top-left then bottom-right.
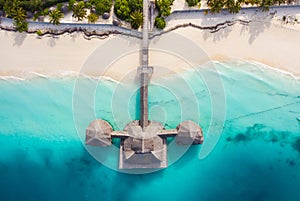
[[0, 6, 299, 80]]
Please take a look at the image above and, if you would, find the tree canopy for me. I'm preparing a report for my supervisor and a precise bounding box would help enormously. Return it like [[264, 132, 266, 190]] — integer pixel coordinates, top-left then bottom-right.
[[185, 0, 201, 7], [94, 0, 112, 15], [155, 17, 166, 29], [49, 8, 64, 25], [72, 1, 86, 21], [114, 0, 143, 28], [114, 0, 131, 20], [130, 10, 143, 29], [87, 13, 98, 23], [156, 0, 174, 17], [4, 0, 28, 32], [1, 0, 297, 32]]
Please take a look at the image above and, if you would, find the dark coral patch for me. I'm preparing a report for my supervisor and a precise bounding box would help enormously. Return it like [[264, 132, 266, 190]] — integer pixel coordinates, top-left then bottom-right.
[[234, 133, 250, 142], [286, 159, 296, 167], [292, 138, 300, 154]]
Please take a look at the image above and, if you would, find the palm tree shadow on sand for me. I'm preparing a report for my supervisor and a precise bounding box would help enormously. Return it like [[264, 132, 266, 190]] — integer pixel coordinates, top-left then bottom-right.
[[13, 32, 27, 46], [47, 36, 59, 47], [204, 12, 273, 44], [240, 13, 273, 44]]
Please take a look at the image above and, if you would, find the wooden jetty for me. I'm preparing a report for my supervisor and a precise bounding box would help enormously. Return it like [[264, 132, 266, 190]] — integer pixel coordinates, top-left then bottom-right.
[[85, 0, 204, 169]]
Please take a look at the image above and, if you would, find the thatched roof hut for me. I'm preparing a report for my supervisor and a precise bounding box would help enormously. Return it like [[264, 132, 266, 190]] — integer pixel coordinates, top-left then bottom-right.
[[37, 16, 44, 22], [26, 11, 33, 19], [119, 121, 167, 169], [85, 119, 113, 146], [176, 120, 204, 145], [120, 136, 167, 168], [60, 5, 69, 14], [91, 8, 96, 14], [102, 12, 110, 19], [113, 19, 121, 26]]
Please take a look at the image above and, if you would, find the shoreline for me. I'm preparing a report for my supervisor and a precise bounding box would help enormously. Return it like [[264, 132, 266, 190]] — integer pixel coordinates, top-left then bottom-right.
[[0, 60, 298, 82], [0, 6, 299, 80]]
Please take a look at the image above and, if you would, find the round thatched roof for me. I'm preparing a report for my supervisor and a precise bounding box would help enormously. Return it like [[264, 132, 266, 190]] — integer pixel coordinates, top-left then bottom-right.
[[123, 120, 163, 139], [102, 12, 110, 19], [85, 119, 113, 146], [38, 16, 45, 22], [60, 5, 69, 14], [26, 11, 33, 19], [176, 120, 204, 145], [113, 19, 121, 26]]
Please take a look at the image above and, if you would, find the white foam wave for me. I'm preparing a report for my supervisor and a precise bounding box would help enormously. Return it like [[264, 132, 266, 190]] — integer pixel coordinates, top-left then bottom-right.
[[0, 59, 299, 82], [0, 71, 119, 83]]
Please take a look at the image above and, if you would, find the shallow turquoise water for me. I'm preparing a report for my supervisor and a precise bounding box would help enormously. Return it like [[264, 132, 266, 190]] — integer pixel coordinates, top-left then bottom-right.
[[0, 61, 300, 201]]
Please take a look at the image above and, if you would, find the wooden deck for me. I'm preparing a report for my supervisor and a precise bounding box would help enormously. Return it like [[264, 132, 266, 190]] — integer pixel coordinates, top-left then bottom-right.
[[139, 0, 152, 129], [158, 129, 178, 138]]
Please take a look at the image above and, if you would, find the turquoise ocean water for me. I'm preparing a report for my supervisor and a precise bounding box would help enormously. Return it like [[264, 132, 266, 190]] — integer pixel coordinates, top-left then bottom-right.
[[0, 61, 299, 201]]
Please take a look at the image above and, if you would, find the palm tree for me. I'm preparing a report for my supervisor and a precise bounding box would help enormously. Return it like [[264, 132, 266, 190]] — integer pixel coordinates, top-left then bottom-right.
[[114, 0, 131, 20], [3, 0, 15, 18], [7, 0, 28, 32], [49, 9, 64, 25], [225, 0, 241, 13], [87, 13, 99, 23], [156, 0, 172, 17], [245, 0, 261, 5], [185, 0, 200, 7], [130, 10, 143, 29], [154, 16, 166, 29], [13, 19, 28, 32], [72, 1, 87, 21], [260, 0, 273, 11], [207, 0, 224, 13], [11, 7, 26, 22]]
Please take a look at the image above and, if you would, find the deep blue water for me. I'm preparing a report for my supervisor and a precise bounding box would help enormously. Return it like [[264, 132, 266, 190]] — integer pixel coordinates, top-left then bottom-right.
[[0, 61, 299, 201]]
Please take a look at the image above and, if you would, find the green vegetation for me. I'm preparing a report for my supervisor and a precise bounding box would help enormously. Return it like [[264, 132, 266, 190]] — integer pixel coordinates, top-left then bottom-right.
[[205, 0, 288, 14], [224, 0, 241, 13], [72, 1, 86, 21], [56, 3, 63, 11], [44, 8, 50, 15], [155, 16, 166, 29], [3, 0, 15, 18], [36, 29, 43, 36], [154, 0, 174, 29], [87, 13, 99, 23], [130, 10, 143, 29], [207, 0, 224, 13], [128, 0, 143, 12], [0, 0, 298, 32], [13, 10, 28, 32], [114, 0, 143, 29], [3, 0, 28, 32], [114, 0, 131, 20], [49, 8, 64, 25], [94, 0, 112, 15], [68, 0, 76, 10], [1, 0, 67, 13], [156, 0, 174, 17], [185, 0, 201, 7]]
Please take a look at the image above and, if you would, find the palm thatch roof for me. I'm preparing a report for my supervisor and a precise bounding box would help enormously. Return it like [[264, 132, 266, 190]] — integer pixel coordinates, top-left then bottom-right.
[[176, 120, 204, 145], [85, 119, 112, 146], [120, 136, 167, 168], [119, 120, 168, 169]]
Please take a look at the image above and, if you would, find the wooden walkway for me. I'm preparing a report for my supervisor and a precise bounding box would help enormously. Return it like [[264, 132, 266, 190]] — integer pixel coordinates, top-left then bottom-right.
[[158, 129, 178, 138], [139, 0, 152, 129]]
